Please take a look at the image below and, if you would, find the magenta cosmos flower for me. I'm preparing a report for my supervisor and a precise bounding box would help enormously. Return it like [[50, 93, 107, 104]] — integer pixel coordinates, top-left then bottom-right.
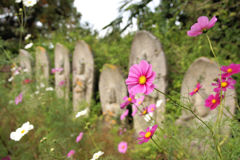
[[76, 132, 83, 143], [134, 96, 145, 106], [126, 60, 155, 95], [1, 156, 11, 160], [120, 109, 129, 120], [118, 141, 128, 154], [221, 63, 240, 78], [187, 16, 217, 37], [15, 93, 23, 105], [205, 94, 223, 110], [212, 77, 236, 93], [59, 80, 65, 86], [51, 68, 63, 74], [189, 83, 202, 96], [67, 150, 75, 158], [137, 125, 158, 144], [120, 94, 136, 109], [147, 104, 156, 113]]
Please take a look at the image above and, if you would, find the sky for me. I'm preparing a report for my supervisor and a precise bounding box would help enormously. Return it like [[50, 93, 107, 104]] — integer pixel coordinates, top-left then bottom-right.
[[74, 0, 160, 37]]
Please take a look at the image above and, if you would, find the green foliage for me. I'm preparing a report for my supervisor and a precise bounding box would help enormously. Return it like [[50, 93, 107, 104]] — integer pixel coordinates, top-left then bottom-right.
[[1, 0, 240, 159]]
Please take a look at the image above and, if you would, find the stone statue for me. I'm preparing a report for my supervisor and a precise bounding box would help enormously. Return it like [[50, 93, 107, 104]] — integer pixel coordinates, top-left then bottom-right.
[[99, 64, 127, 116], [72, 40, 94, 112], [54, 43, 70, 99], [35, 46, 50, 85], [130, 31, 167, 133]]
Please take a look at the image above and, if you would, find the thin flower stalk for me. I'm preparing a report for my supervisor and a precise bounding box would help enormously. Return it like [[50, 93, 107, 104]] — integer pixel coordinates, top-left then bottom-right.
[[154, 88, 222, 159]]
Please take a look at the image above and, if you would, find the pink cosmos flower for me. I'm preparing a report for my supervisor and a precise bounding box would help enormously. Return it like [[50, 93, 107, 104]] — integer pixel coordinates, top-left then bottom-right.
[[137, 125, 158, 144], [51, 68, 63, 74], [126, 60, 156, 95], [67, 150, 75, 158], [147, 104, 156, 113], [23, 79, 32, 84], [59, 80, 65, 86], [141, 107, 148, 116], [189, 83, 202, 96], [118, 141, 128, 154], [120, 109, 129, 120], [212, 77, 236, 93], [76, 132, 83, 143], [15, 93, 23, 105], [187, 16, 217, 37], [221, 63, 240, 78], [120, 94, 136, 109], [205, 94, 223, 110], [134, 96, 145, 106], [131, 104, 138, 117], [1, 156, 11, 160]]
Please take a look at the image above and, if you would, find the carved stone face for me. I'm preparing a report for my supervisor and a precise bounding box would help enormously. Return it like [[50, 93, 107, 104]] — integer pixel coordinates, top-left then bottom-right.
[[108, 88, 117, 104]]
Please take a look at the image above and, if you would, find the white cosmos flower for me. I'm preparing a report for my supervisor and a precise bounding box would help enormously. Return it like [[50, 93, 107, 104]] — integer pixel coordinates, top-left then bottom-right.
[[9, 100, 14, 104], [24, 42, 33, 49], [13, 70, 20, 76], [10, 121, 34, 141], [35, 90, 39, 95], [23, 0, 37, 7], [8, 77, 14, 82], [11, 67, 16, 72], [40, 83, 45, 88], [23, 68, 28, 72], [90, 151, 104, 160], [24, 34, 31, 40], [15, 0, 22, 3], [75, 108, 88, 118], [46, 87, 54, 91], [144, 114, 151, 122], [156, 99, 163, 108]]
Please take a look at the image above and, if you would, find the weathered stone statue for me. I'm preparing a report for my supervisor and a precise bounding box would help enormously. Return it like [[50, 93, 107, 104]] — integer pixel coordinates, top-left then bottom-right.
[[99, 64, 127, 116], [35, 46, 50, 85], [72, 40, 94, 112], [177, 57, 236, 125], [19, 49, 32, 76], [176, 57, 236, 155], [54, 43, 70, 99], [130, 31, 167, 133]]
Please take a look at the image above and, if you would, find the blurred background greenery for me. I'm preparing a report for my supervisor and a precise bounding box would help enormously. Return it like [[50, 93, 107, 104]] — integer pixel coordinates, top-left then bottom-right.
[[0, 0, 240, 159]]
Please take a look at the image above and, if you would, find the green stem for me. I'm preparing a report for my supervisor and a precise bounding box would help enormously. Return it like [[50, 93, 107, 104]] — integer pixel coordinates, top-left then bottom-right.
[[206, 34, 218, 62], [154, 88, 213, 134], [154, 88, 222, 159], [151, 137, 161, 151], [19, 8, 24, 49]]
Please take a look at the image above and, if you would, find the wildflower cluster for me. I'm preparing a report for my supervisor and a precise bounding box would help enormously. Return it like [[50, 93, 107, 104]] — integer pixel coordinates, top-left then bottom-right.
[[119, 60, 159, 150]]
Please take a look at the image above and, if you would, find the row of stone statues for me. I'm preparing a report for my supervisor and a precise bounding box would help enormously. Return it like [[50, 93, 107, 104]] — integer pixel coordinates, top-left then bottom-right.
[[18, 40, 94, 112], [17, 31, 236, 133]]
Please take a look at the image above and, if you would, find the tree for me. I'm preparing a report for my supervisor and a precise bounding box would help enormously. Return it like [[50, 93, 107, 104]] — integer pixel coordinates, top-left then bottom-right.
[[0, 0, 82, 50]]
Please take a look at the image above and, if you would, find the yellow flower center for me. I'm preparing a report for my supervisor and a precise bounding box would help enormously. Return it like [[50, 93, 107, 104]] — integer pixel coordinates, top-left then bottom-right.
[[142, 109, 147, 115], [21, 130, 25, 134], [151, 107, 154, 111], [227, 68, 232, 73], [145, 131, 152, 138], [121, 145, 125, 149], [139, 76, 146, 85], [212, 99, 216, 104], [128, 97, 132, 101], [221, 82, 228, 88], [194, 88, 199, 92], [28, 1, 32, 4]]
